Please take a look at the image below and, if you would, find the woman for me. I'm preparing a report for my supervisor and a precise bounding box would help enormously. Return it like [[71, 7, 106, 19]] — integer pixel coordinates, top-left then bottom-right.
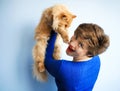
[[45, 23, 110, 91]]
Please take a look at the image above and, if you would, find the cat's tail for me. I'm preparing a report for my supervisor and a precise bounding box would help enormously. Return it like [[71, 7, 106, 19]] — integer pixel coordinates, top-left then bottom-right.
[[33, 63, 47, 82]]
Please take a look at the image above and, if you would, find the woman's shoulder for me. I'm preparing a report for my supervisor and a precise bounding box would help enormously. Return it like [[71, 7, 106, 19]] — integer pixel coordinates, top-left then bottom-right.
[[59, 55, 100, 69]]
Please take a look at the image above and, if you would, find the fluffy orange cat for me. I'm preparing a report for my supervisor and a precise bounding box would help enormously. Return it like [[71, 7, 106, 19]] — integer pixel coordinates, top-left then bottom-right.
[[32, 4, 76, 81]]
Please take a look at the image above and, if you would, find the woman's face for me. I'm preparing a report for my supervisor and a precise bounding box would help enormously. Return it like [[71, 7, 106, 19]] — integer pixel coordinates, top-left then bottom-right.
[[66, 35, 89, 61]]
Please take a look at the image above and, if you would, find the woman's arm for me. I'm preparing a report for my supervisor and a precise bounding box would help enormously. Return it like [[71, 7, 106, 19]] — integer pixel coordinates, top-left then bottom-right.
[[45, 30, 62, 77]]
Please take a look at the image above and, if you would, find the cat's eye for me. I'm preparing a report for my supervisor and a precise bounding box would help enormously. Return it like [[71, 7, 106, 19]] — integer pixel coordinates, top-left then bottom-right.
[[62, 15, 67, 20]]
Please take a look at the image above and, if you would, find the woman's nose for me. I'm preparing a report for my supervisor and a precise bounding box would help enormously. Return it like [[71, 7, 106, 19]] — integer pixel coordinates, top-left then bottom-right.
[[69, 42, 76, 50], [69, 45, 74, 50]]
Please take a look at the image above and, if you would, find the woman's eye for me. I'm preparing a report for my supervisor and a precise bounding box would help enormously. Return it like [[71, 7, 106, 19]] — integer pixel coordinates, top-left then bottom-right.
[[79, 43, 83, 48]]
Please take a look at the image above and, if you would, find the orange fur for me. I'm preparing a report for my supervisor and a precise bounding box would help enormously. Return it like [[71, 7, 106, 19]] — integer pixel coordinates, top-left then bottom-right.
[[32, 4, 76, 81]]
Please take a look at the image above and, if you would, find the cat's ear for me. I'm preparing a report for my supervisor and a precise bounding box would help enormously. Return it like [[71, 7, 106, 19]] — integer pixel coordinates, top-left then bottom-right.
[[72, 15, 76, 18], [61, 13, 76, 20]]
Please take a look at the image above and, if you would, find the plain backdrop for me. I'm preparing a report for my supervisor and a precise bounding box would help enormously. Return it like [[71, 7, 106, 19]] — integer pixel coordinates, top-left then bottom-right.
[[0, 0, 120, 91]]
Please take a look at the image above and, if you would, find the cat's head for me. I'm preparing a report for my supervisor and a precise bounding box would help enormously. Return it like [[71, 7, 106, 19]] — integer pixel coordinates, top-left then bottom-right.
[[51, 4, 76, 32]]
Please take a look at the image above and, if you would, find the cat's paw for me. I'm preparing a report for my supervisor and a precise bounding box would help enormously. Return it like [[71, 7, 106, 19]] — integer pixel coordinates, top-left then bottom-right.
[[53, 53, 61, 60], [38, 62, 46, 72], [63, 37, 69, 43]]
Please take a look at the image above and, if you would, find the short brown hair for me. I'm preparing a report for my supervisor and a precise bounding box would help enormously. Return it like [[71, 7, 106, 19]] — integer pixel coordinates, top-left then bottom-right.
[[74, 23, 110, 57]]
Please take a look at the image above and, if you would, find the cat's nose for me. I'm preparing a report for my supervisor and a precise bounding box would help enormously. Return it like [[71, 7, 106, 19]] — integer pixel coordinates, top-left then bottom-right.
[[65, 24, 68, 28]]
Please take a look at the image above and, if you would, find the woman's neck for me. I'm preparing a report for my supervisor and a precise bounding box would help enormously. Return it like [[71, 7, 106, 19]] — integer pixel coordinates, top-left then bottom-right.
[[73, 56, 92, 62]]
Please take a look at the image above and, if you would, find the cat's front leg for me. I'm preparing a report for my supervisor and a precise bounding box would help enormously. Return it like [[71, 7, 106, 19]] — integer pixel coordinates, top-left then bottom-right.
[[59, 30, 69, 43]]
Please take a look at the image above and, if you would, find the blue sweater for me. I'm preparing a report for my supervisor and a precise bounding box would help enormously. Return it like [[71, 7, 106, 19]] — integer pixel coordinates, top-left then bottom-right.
[[45, 31, 100, 91]]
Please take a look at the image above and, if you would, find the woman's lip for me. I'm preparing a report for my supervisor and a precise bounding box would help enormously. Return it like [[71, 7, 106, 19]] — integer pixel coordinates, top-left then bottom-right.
[[67, 46, 75, 52]]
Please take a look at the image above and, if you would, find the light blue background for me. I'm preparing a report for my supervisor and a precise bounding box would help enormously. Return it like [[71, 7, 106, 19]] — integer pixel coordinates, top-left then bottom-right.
[[0, 0, 120, 91]]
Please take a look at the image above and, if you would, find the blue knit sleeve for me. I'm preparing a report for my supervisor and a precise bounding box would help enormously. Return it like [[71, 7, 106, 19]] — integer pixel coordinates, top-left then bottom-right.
[[45, 30, 62, 77]]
